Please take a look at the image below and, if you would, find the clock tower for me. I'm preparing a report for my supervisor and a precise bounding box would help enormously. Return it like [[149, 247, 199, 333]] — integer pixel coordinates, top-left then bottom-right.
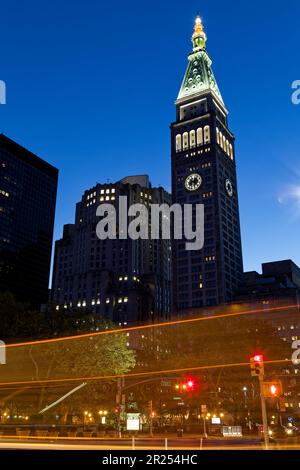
[[171, 17, 243, 311]]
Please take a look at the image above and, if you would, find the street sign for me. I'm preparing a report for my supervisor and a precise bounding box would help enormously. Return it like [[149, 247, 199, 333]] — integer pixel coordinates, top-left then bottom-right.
[[126, 413, 140, 431], [212, 417, 221, 424]]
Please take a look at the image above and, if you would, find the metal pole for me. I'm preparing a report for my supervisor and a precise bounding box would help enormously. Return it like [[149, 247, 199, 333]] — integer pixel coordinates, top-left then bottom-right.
[[259, 375, 269, 449], [149, 400, 153, 437], [202, 415, 207, 438], [116, 377, 122, 438]]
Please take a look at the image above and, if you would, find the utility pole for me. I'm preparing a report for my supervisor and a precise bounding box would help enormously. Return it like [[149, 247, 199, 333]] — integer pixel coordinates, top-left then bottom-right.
[[200, 404, 208, 438], [259, 375, 269, 449], [148, 400, 153, 437], [250, 354, 269, 450]]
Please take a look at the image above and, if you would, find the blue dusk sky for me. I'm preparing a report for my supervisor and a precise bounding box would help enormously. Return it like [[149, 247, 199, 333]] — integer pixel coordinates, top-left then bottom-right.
[[0, 0, 299, 277]]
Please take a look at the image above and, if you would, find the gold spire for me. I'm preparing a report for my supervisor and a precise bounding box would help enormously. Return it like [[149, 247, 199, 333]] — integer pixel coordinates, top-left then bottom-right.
[[192, 15, 207, 51], [193, 16, 204, 35]]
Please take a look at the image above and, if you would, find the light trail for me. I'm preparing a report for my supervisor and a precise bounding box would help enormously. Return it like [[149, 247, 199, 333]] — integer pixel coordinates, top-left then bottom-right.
[[0, 358, 291, 387], [4, 304, 298, 349]]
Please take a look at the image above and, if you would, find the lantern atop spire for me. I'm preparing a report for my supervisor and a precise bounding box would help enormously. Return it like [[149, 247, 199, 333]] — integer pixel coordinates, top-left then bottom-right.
[[192, 16, 207, 51]]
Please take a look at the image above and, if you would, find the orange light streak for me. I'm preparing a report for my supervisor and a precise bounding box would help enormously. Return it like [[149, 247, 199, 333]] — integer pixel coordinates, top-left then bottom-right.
[[0, 358, 290, 387]]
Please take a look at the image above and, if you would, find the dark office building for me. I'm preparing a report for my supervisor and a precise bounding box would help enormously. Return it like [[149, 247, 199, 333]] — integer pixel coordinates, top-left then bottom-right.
[[52, 175, 172, 324], [237, 260, 300, 306], [0, 134, 58, 308], [171, 17, 243, 311]]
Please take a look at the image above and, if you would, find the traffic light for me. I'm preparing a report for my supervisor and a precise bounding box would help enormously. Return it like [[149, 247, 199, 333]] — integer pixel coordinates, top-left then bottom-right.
[[175, 378, 197, 392], [262, 381, 283, 398], [250, 354, 264, 377]]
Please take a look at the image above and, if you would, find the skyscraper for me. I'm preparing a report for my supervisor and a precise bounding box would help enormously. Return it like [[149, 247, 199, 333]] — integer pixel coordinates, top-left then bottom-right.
[[171, 17, 243, 310], [52, 175, 171, 324], [0, 134, 58, 308]]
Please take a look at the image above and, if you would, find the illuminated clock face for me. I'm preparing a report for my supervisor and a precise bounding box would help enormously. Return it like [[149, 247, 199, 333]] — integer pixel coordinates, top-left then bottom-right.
[[185, 173, 202, 192], [225, 178, 234, 197]]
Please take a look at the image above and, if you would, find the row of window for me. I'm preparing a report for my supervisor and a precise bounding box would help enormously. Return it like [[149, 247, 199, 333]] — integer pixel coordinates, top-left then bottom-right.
[[175, 126, 211, 152], [0, 189, 9, 197], [216, 128, 233, 159]]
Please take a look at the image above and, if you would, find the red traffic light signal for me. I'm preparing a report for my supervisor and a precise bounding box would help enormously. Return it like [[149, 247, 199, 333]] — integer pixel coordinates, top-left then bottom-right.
[[175, 378, 198, 392], [250, 354, 264, 377], [253, 354, 263, 363]]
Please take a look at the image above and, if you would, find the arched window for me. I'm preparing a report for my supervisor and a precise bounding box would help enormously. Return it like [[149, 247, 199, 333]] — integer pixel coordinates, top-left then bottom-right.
[[219, 131, 223, 149], [216, 128, 220, 145], [176, 134, 182, 152], [229, 144, 234, 160], [197, 127, 203, 146], [226, 140, 230, 156], [183, 132, 189, 150], [204, 125, 211, 144], [223, 135, 226, 151], [189, 130, 196, 148]]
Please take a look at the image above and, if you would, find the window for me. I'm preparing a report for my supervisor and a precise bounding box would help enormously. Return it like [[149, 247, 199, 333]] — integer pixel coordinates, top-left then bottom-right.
[[226, 140, 230, 155], [219, 131, 223, 149], [197, 127, 203, 146], [183, 132, 189, 150], [223, 135, 226, 150], [204, 125, 211, 144], [176, 134, 182, 152], [216, 127, 220, 145], [189, 130, 196, 148]]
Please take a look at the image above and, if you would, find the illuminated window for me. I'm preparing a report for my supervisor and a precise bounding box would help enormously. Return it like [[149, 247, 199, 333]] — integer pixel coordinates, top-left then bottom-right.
[[106, 298, 110, 304], [118, 298, 123, 304], [183, 132, 189, 150], [124, 297, 128, 303], [111, 188, 115, 194], [55, 305, 59, 311], [106, 189, 110, 194], [189, 130, 196, 148], [176, 134, 182, 152], [229, 144, 233, 159], [204, 125, 211, 144], [82, 301, 86, 307], [222, 135, 226, 151], [97, 299, 100, 305], [100, 196, 104, 201], [197, 127, 203, 146], [226, 140, 230, 156], [100, 189, 105, 194], [216, 127, 220, 145]]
